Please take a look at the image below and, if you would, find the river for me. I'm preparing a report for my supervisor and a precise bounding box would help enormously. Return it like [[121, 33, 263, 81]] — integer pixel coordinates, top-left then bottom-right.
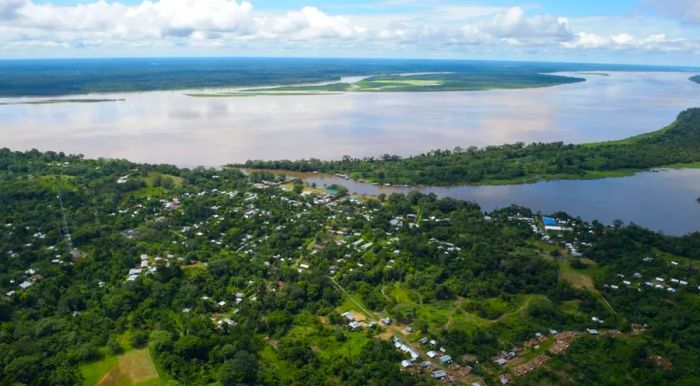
[[2, 70, 700, 234]]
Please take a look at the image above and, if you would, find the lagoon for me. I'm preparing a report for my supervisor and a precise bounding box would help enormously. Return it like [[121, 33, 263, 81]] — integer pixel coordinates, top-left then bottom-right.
[[255, 168, 700, 236]]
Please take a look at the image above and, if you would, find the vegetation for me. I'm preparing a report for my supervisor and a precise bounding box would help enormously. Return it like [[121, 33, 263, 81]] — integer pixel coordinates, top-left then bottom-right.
[[242, 108, 700, 186], [0, 98, 124, 105], [1, 149, 700, 385], [244, 72, 584, 93], [0, 57, 676, 97]]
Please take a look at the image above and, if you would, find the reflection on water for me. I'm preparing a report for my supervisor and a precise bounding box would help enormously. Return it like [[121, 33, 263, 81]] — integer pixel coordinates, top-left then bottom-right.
[[1, 71, 700, 167], [258, 168, 700, 236]]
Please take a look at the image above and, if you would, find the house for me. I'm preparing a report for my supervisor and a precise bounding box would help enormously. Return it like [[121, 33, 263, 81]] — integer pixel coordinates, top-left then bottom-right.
[[348, 321, 362, 330], [543, 217, 557, 226], [494, 358, 507, 366], [19, 281, 33, 289], [586, 329, 599, 335], [401, 360, 412, 368], [341, 311, 355, 321], [432, 370, 447, 379], [427, 351, 438, 358], [439, 355, 453, 365], [500, 374, 512, 385], [381, 317, 391, 325], [418, 361, 434, 369]]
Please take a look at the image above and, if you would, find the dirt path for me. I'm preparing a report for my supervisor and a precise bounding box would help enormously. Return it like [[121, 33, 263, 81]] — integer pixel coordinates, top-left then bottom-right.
[[491, 295, 537, 323]]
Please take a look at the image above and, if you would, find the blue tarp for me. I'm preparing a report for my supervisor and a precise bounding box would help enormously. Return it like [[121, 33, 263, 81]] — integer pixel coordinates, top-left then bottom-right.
[[543, 217, 557, 226]]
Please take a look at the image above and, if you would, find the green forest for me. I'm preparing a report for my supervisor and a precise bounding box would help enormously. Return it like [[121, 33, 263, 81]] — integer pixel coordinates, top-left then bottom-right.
[[1, 148, 700, 385], [242, 108, 700, 186]]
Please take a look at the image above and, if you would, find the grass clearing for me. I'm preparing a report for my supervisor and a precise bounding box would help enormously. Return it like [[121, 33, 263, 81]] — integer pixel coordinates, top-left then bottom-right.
[[81, 356, 118, 386], [370, 79, 444, 87], [81, 348, 159, 386], [558, 259, 599, 293]]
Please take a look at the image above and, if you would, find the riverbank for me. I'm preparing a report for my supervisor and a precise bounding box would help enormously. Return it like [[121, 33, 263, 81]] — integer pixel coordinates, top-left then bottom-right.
[[240, 108, 700, 187]]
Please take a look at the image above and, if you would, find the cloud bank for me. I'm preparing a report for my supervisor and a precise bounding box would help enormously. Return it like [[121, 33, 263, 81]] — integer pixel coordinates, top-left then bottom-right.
[[0, 0, 698, 60]]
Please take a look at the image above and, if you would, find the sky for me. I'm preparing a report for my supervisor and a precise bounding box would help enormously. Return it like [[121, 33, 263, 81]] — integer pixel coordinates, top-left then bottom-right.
[[1, 0, 700, 65]]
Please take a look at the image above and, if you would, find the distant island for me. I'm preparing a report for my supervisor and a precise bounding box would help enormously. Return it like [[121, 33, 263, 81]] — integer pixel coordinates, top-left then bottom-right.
[[229, 72, 585, 94], [241, 108, 700, 186], [691, 75, 700, 84], [0, 98, 124, 105]]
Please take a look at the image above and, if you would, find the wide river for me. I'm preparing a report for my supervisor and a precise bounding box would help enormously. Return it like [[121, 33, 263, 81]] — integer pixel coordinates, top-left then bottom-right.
[[2, 71, 700, 234]]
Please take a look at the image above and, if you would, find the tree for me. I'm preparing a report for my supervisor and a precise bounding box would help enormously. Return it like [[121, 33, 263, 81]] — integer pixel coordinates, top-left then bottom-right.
[[218, 351, 258, 385]]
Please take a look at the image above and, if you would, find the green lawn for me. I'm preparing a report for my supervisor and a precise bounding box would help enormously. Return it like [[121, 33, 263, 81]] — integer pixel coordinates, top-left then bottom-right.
[[81, 355, 119, 386], [80, 348, 161, 386]]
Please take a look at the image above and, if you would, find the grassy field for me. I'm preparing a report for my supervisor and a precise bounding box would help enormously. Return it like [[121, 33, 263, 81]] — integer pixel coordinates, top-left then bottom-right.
[[366, 79, 444, 88], [81, 348, 161, 386], [558, 259, 599, 294]]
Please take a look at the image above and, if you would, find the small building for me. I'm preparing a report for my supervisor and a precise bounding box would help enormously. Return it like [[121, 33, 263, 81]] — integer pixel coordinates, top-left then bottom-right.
[[348, 321, 362, 330], [418, 361, 433, 369], [543, 217, 557, 226], [439, 355, 453, 365], [427, 351, 438, 358], [432, 370, 447, 379], [586, 329, 599, 335], [19, 281, 33, 289], [401, 360, 412, 368], [381, 317, 391, 325]]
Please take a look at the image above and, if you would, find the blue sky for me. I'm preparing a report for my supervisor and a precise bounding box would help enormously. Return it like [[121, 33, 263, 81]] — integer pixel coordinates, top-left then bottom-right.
[[2, 0, 700, 65]]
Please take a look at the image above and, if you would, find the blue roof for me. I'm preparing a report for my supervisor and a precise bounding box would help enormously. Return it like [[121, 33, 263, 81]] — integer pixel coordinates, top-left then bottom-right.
[[543, 217, 557, 226]]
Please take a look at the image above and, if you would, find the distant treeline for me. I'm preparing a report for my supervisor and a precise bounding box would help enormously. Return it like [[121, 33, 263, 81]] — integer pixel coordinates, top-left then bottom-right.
[[242, 108, 700, 186], [0, 57, 686, 97]]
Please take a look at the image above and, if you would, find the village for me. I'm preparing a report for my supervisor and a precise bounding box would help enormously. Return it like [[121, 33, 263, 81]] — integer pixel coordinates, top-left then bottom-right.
[[2, 166, 699, 385]]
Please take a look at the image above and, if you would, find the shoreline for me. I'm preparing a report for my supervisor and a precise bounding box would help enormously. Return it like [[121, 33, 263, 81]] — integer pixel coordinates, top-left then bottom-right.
[[239, 162, 700, 190]]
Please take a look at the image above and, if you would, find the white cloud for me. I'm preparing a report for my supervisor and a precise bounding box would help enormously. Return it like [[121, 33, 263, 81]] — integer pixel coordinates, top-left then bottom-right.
[[0, 0, 26, 20], [0, 0, 697, 60], [561, 31, 698, 53]]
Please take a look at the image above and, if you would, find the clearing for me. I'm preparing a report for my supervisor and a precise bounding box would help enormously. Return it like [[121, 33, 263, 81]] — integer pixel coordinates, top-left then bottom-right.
[[82, 348, 160, 386]]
